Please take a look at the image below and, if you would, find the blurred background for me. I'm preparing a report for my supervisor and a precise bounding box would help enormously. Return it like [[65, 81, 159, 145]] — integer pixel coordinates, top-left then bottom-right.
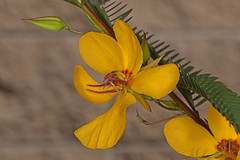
[[0, 0, 240, 159]]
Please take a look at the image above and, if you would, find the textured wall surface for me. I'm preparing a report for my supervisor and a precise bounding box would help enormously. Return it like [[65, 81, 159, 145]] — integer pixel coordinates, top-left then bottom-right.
[[1, 0, 240, 160]]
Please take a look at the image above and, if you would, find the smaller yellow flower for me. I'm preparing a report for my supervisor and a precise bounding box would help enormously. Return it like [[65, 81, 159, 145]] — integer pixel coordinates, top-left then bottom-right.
[[74, 20, 179, 149], [164, 105, 240, 160]]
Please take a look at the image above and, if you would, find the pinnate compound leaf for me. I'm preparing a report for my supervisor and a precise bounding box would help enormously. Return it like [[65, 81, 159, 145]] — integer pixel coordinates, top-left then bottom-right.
[[134, 22, 240, 132]]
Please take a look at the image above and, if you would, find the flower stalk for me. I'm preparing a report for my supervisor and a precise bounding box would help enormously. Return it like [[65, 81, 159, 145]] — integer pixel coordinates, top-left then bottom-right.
[[67, 28, 84, 34], [169, 92, 211, 133]]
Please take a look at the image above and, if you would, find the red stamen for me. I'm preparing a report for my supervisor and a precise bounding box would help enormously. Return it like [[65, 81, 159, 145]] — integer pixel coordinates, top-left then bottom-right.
[[217, 139, 239, 160], [87, 84, 106, 87], [87, 71, 130, 94], [87, 89, 118, 93]]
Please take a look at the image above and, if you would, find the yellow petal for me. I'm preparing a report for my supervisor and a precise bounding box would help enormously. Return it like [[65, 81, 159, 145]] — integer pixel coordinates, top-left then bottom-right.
[[79, 32, 123, 75], [74, 93, 136, 149], [74, 65, 117, 104], [207, 105, 238, 142], [164, 117, 218, 157], [129, 63, 179, 99], [237, 134, 240, 145], [113, 20, 143, 75], [236, 150, 240, 160]]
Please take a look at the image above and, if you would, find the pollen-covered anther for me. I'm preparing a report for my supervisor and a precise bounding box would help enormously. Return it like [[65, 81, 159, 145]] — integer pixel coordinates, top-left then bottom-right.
[[217, 139, 240, 160]]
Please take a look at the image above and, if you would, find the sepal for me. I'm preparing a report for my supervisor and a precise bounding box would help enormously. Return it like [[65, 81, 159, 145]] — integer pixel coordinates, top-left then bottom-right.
[[160, 100, 182, 111], [141, 33, 151, 64], [140, 54, 164, 71], [127, 87, 152, 112]]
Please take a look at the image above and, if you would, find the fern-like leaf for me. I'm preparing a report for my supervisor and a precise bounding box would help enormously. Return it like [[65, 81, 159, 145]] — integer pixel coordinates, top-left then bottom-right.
[[179, 70, 240, 131], [135, 20, 240, 132], [104, 1, 132, 23]]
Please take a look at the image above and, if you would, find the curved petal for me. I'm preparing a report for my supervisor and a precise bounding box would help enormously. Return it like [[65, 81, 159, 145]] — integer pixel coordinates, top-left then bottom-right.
[[129, 63, 179, 99], [208, 105, 238, 142], [74, 65, 117, 104], [164, 117, 218, 157], [237, 134, 240, 146], [113, 20, 143, 75], [74, 93, 136, 149], [79, 32, 123, 75]]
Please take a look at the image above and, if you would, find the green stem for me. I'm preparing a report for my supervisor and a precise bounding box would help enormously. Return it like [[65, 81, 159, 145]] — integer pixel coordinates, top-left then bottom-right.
[[67, 28, 84, 35], [169, 92, 211, 133], [137, 111, 183, 125], [82, 3, 114, 37]]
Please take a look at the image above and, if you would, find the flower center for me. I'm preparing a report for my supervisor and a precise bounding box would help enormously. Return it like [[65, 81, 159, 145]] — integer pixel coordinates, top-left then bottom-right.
[[87, 70, 132, 93], [217, 139, 239, 160]]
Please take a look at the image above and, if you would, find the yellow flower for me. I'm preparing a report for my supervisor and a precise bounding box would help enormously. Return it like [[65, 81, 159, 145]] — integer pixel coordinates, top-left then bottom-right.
[[74, 20, 180, 149], [164, 105, 240, 160]]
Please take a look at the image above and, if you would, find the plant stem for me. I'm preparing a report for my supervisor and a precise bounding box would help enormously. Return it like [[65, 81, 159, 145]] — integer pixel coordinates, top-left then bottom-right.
[[137, 112, 183, 125], [82, 3, 114, 37], [169, 92, 211, 133], [67, 28, 84, 35]]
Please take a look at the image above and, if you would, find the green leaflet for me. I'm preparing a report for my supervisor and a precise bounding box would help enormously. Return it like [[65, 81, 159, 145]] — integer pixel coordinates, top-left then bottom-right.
[[80, 0, 240, 133], [104, 1, 132, 23], [88, 0, 110, 5]]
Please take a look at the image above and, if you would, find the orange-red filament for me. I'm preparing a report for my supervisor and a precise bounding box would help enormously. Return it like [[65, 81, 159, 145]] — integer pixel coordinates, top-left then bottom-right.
[[87, 71, 130, 93]]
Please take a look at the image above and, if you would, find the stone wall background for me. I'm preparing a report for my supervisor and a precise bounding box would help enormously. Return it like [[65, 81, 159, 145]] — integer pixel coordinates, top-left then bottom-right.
[[0, 0, 240, 160]]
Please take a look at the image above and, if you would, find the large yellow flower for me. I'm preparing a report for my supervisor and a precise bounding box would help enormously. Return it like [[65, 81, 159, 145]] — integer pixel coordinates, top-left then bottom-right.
[[74, 20, 180, 149], [164, 105, 240, 160]]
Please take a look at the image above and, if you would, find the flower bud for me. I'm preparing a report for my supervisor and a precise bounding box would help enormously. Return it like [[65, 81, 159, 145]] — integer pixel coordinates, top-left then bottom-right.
[[24, 16, 69, 31]]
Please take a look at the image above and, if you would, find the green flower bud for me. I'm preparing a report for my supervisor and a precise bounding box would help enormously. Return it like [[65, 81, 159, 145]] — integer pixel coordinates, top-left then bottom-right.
[[24, 16, 69, 32]]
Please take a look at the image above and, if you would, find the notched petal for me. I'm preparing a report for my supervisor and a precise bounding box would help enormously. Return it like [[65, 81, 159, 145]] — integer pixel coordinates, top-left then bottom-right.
[[74, 93, 136, 149]]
